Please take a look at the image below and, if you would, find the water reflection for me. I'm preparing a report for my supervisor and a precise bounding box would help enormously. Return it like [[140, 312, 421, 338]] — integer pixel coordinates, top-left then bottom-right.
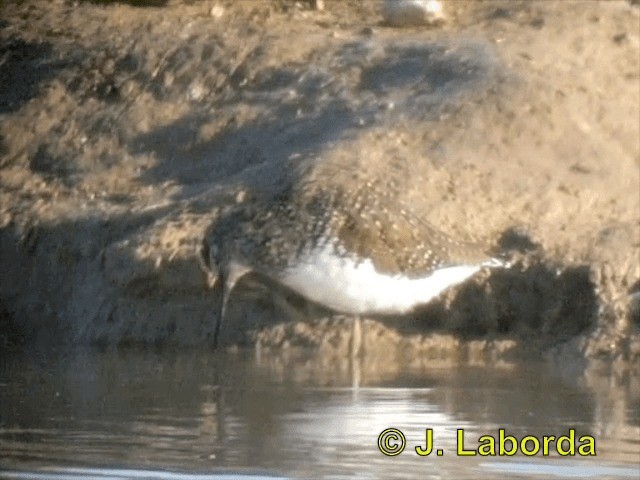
[[0, 348, 638, 479]]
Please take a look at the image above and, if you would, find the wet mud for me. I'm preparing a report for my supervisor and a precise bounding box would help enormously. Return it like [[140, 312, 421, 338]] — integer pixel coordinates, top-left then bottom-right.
[[0, 1, 638, 367]]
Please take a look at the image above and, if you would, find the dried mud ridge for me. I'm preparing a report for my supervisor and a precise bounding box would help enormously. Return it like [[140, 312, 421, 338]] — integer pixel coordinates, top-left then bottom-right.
[[0, 1, 638, 366]]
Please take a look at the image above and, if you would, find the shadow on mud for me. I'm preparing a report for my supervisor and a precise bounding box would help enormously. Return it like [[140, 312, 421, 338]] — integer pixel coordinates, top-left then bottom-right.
[[0, 204, 206, 351], [0, 134, 7, 162], [128, 40, 505, 194], [421, 263, 597, 342], [0, 38, 59, 113]]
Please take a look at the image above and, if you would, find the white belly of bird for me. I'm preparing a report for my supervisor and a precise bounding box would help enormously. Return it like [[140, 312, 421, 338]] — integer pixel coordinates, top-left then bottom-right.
[[278, 243, 484, 315]]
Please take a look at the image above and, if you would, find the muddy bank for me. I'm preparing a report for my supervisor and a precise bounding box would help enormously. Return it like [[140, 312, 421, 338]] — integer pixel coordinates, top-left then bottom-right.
[[0, 1, 638, 364]]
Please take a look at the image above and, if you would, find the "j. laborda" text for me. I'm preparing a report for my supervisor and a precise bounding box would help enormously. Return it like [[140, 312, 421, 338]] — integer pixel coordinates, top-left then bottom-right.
[[378, 428, 596, 457]]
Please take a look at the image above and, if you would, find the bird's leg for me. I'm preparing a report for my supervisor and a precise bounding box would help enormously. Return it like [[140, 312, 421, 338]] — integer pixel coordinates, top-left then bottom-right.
[[350, 315, 362, 391], [351, 315, 362, 360]]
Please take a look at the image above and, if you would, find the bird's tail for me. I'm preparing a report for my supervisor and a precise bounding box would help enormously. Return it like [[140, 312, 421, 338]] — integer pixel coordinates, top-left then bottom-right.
[[482, 256, 512, 269]]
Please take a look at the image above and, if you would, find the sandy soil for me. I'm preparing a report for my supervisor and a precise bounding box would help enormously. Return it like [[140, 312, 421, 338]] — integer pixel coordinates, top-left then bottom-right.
[[0, 0, 638, 366]]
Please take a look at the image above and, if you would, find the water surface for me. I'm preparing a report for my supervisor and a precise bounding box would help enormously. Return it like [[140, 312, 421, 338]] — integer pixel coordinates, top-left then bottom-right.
[[0, 349, 638, 479]]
